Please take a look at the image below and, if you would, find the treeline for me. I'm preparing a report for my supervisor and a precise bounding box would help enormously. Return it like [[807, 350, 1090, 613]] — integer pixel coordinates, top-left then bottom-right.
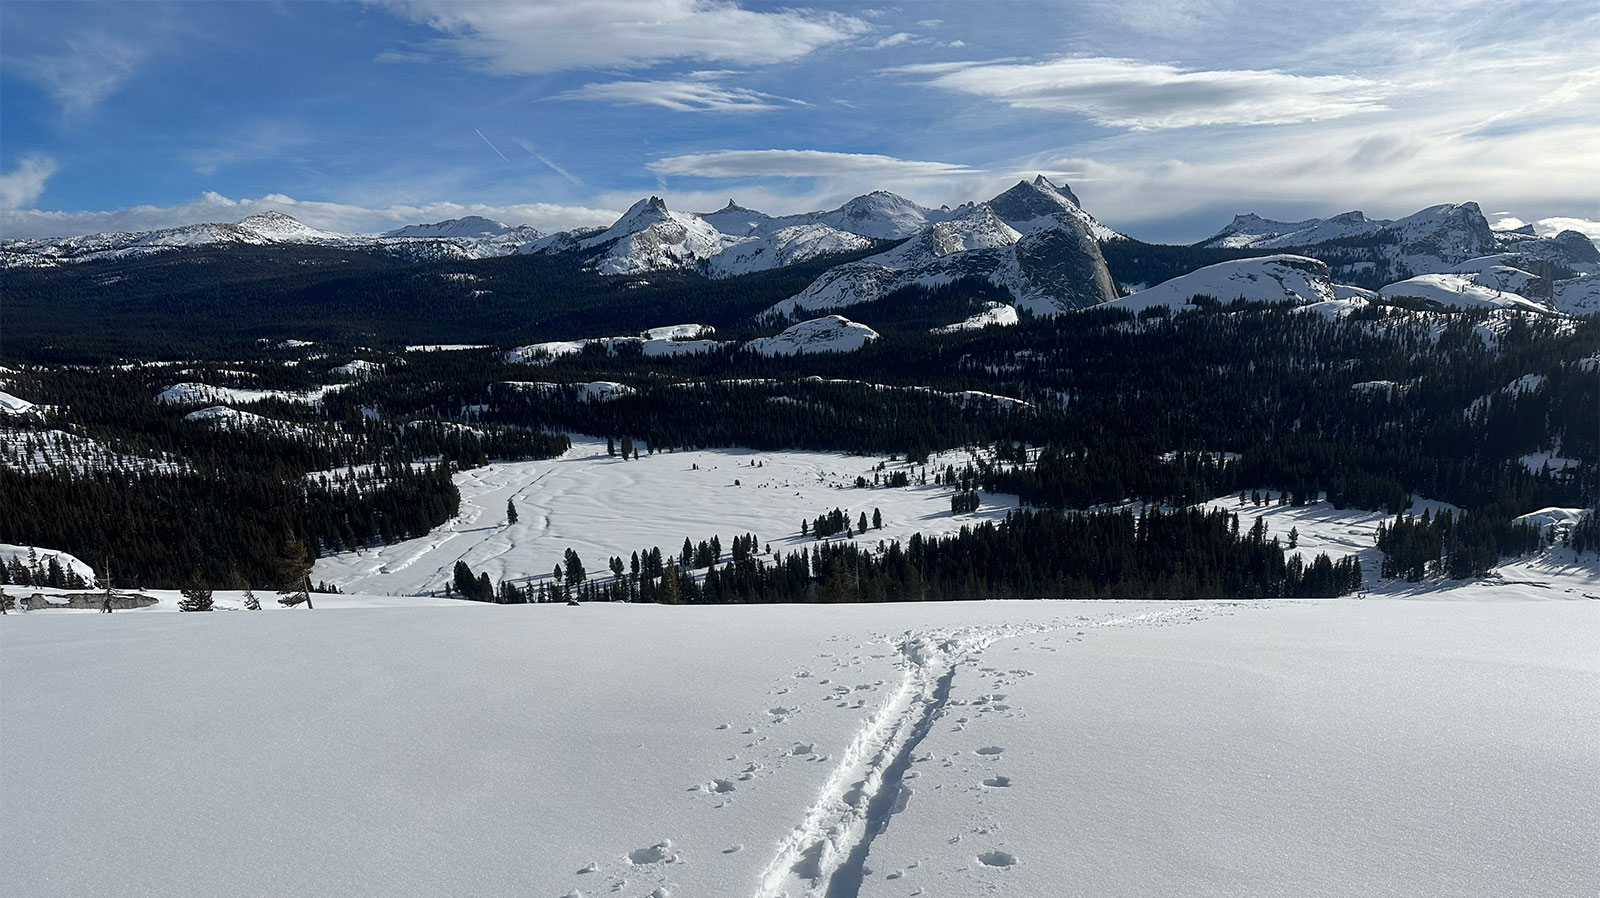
[[0, 462, 458, 587], [1376, 509, 1548, 581], [454, 506, 1362, 604]]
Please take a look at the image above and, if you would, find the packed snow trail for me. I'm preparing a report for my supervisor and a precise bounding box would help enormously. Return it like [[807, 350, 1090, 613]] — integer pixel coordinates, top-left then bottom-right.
[[755, 610, 1204, 898]]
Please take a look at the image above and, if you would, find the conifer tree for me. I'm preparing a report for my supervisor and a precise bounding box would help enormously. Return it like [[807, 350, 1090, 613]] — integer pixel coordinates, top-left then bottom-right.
[[563, 548, 586, 587], [275, 539, 314, 609], [179, 574, 213, 612], [506, 499, 519, 526]]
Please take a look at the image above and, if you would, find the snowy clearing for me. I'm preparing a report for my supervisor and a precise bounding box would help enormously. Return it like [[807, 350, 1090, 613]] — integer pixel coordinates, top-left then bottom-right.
[[2, 599, 1594, 898], [314, 436, 1017, 596]]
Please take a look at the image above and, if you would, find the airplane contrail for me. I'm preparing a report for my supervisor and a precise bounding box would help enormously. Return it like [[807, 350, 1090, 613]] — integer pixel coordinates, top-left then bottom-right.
[[475, 128, 510, 163]]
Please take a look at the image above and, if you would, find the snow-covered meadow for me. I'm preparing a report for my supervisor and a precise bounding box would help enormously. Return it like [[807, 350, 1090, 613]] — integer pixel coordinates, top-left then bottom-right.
[[313, 436, 1018, 596], [3, 598, 1595, 898]]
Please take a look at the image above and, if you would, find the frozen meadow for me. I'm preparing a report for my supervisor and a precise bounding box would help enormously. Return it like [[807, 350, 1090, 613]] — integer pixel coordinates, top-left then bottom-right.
[[2, 598, 1596, 898], [313, 436, 1020, 597]]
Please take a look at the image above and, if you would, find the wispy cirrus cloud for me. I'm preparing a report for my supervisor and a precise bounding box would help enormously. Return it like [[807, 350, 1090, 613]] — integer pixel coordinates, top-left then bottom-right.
[[557, 78, 803, 114], [0, 155, 60, 209], [6, 31, 145, 117], [893, 56, 1388, 129], [646, 149, 980, 179], [376, 0, 869, 74]]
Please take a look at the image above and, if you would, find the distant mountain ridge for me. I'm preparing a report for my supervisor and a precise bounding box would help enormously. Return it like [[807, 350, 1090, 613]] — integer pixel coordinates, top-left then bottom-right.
[[6, 180, 1596, 328]]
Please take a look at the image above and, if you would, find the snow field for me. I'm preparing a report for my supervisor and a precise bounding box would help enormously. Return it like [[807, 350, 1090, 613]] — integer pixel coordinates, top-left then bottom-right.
[[853, 600, 1600, 898], [4, 599, 1594, 898], [313, 436, 1019, 596]]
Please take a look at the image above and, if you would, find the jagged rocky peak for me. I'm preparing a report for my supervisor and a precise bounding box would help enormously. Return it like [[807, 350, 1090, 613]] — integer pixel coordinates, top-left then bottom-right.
[[988, 177, 1081, 227], [1033, 174, 1081, 207], [614, 196, 673, 228]]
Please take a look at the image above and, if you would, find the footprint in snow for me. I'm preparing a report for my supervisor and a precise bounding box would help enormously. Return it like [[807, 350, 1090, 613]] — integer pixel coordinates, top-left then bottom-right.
[[627, 841, 675, 865], [977, 850, 1017, 868], [975, 746, 1004, 756]]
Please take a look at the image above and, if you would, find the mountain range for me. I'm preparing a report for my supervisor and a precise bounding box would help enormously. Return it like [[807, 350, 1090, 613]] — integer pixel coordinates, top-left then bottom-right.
[[5, 178, 1597, 322]]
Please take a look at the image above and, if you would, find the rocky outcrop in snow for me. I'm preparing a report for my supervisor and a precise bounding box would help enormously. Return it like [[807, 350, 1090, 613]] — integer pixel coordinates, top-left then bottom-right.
[[1102, 255, 1337, 312], [745, 316, 880, 356]]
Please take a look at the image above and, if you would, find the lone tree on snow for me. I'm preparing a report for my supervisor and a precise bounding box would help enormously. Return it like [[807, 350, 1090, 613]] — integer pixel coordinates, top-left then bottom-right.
[[179, 574, 214, 612], [506, 499, 519, 526], [276, 539, 314, 609]]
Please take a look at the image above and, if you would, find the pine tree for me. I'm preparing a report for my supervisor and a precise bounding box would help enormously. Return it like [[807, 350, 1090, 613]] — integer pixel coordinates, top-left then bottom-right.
[[242, 588, 261, 611], [179, 574, 214, 612], [659, 560, 681, 605], [872, 508, 882, 529], [563, 548, 586, 587], [506, 499, 519, 526], [275, 539, 314, 609]]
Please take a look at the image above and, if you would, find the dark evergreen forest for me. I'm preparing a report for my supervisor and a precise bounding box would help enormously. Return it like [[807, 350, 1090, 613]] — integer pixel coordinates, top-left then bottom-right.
[[1, 243, 1594, 596]]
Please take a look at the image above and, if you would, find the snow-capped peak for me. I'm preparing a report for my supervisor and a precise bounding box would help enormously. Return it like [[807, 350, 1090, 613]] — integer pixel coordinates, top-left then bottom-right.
[[986, 176, 1123, 241], [575, 195, 741, 275], [384, 216, 514, 240], [235, 211, 344, 242]]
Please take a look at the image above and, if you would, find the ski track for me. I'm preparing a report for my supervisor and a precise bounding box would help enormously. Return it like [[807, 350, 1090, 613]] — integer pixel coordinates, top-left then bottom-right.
[[753, 606, 1221, 898]]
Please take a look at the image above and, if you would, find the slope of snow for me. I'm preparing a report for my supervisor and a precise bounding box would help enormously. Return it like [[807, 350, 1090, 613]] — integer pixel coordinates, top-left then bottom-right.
[[499, 381, 637, 402], [156, 382, 347, 407], [3, 598, 1593, 898], [404, 344, 493, 352], [331, 359, 381, 378], [770, 194, 1116, 320], [384, 216, 514, 239], [931, 302, 1020, 333], [1379, 273, 1551, 312], [812, 190, 951, 240], [746, 316, 880, 356], [0, 543, 97, 583], [1, 427, 178, 474], [1551, 274, 1600, 316], [504, 325, 725, 364], [572, 197, 742, 276], [703, 224, 874, 278], [643, 324, 714, 340], [313, 435, 1013, 597], [0, 390, 37, 416], [1103, 255, 1335, 313]]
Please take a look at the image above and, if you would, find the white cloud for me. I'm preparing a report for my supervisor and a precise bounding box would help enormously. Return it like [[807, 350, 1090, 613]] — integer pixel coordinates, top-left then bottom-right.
[[1536, 217, 1600, 241], [0, 155, 60, 210], [557, 79, 801, 113], [377, 0, 869, 74], [0, 190, 621, 240], [646, 149, 981, 179], [873, 32, 920, 49], [894, 56, 1387, 129], [6, 32, 144, 116], [1019, 118, 1600, 240]]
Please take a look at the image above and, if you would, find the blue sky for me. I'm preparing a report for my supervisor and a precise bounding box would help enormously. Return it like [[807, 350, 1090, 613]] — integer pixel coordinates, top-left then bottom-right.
[[3, 0, 1597, 242]]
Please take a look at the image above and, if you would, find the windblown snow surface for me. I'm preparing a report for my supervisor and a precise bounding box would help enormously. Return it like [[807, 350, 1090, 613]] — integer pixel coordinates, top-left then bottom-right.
[[3, 594, 1595, 898]]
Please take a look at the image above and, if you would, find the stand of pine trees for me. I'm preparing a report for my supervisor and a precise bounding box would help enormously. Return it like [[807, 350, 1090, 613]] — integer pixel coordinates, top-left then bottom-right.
[[454, 507, 1361, 605]]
